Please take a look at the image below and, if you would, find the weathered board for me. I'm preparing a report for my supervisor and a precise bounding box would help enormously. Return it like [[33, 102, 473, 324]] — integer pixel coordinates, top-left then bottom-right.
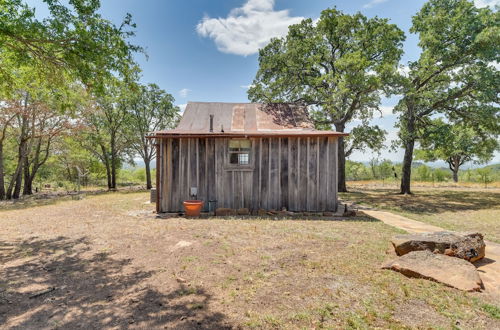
[[156, 136, 338, 212]]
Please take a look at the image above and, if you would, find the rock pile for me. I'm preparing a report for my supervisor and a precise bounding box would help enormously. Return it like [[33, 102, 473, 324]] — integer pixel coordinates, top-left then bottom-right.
[[383, 231, 486, 291]]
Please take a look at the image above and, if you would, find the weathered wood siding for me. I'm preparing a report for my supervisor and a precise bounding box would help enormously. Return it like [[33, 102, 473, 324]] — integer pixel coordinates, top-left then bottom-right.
[[157, 136, 338, 212]]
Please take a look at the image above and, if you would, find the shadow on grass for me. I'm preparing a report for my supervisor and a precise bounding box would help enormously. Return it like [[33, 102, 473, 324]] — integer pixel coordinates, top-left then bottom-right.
[[0, 188, 148, 213], [341, 189, 500, 215], [0, 237, 230, 329]]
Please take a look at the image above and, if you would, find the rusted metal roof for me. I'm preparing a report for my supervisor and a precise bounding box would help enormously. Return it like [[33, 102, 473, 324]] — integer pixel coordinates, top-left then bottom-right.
[[149, 102, 348, 138]]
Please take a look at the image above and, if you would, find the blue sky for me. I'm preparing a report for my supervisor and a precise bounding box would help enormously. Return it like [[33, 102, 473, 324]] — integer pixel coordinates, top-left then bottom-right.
[[30, 0, 499, 164]]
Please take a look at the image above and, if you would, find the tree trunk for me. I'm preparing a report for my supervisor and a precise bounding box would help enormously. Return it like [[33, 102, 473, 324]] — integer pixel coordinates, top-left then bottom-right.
[[145, 158, 152, 190], [400, 101, 416, 195], [7, 139, 27, 199], [23, 158, 33, 195], [334, 123, 347, 192], [110, 133, 117, 190], [0, 142, 5, 200], [12, 163, 24, 199], [452, 169, 458, 183], [99, 143, 112, 190], [400, 138, 415, 194], [105, 161, 112, 190], [111, 162, 117, 190]]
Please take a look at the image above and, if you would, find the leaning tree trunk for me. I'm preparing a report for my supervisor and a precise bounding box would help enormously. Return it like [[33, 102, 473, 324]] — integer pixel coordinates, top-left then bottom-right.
[[334, 123, 347, 192], [452, 169, 459, 183], [11, 164, 24, 199], [7, 139, 28, 199]]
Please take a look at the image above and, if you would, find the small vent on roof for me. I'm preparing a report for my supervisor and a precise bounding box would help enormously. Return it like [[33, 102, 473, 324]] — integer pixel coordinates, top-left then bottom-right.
[[209, 114, 214, 132]]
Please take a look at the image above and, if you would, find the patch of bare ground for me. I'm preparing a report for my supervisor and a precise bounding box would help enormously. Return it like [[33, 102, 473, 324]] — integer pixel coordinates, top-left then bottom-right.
[[0, 192, 499, 328]]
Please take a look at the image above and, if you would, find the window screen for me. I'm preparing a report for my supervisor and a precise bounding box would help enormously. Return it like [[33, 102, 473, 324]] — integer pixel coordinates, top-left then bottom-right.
[[228, 139, 251, 165]]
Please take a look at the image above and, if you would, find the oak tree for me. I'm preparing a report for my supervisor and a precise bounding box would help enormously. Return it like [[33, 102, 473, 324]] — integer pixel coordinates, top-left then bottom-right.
[[248, 8, 404, 191]]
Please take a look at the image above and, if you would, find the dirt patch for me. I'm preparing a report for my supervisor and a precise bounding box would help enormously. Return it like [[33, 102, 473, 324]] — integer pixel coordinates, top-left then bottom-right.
[[0, 192, 498, 329]]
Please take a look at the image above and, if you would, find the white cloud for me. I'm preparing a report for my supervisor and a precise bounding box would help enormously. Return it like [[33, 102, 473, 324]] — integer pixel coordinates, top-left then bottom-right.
[[363, 0, 389, 9], [178, 104, 187, 114], [196, 0, 303, 56], [397, 65, 410, 77], [379, 106, 394, 117], [474, 0, 500, 8], [179, 88, 191, 98]]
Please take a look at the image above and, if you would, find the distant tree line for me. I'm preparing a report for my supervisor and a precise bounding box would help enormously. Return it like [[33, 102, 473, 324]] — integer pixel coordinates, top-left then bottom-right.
[[346, 160, 499, 187]]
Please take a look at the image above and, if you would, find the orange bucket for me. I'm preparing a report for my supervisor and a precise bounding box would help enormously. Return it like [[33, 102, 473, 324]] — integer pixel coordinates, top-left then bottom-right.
[[183, 200, 204, 217]]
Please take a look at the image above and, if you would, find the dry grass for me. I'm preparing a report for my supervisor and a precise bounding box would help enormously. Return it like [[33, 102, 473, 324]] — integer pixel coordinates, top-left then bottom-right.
[[342, 186, 500, 243], [0, 192, 499, 329], [348, 180, 500, 190]]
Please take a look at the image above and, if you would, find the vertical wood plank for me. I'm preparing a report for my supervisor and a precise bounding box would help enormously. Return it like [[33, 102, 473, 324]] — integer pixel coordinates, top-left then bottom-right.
[[181, 138, 189, 209], [280, 137, 289, 210], [270, 138, 279, 210], [327, 137, 337, 211], [299, 137, 308, 211], [288, 137, 297, 211], [187, 138, 191, 198], [170, 138, 180, 211], [308, 137, 318, 211], [316, 137, 320, 211], [251, 138, 261, 211], [333, 137, 338, 211], [243, 171, 252, 209], [318, 137, 328, 211], [164, 139, 172, 212], [198, 138, 207, 211], [217, 139, 231, 208], [261, 138, 269, 210], [206, 138, 216, 208]]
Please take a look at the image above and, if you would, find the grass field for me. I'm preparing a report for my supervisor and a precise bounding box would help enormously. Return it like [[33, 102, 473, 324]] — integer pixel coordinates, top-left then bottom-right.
[[341, 184, 500, 244], [1, 191, 499, 329]]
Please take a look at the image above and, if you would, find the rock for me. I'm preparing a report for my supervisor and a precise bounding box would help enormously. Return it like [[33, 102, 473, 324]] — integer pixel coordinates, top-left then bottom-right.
[[391, 231, 485, 262], [341, 204, 356, 217], [237, 208, 250, 215], [382, 251, 483, 292], [257, 209, 268, 216], [215, 208, 236, 216], [172, 241, 192, 250]]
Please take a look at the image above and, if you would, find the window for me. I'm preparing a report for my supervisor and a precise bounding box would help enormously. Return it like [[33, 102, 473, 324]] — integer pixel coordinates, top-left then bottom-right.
[[228, 139, 251, 165]]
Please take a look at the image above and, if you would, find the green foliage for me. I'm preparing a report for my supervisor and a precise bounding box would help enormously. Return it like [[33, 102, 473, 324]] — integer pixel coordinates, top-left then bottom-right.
[[248, 7, 405, 190], [476, 168, 494, 188], [378, 160, 394, 181], [415, 164, 432, 181], [415, 118, 498, 182], [395, 0, 499, 193], [124, 83, 180, 188], [0, 0, 142, 95], [346, 161, 372, 181], [345, 125, 387, 158]]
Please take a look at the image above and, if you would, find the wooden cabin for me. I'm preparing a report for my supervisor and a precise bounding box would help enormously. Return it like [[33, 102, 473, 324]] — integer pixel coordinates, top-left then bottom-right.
[[149, 102, 348, 214]]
